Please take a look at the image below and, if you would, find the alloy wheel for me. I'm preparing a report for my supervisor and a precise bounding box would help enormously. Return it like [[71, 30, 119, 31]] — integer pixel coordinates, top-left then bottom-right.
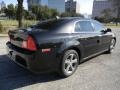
[[110, 39, 116, 52], [63, 53, 78, 75]]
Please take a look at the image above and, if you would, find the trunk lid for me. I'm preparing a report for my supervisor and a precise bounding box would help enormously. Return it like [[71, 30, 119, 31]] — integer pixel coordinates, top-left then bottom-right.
[[8, 29, 29, 48], [8, 28, 50, 51]]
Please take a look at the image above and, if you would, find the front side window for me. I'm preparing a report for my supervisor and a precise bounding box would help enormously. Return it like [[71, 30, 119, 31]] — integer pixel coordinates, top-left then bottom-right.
[[92, 20, 105, 32], [75, 22, 81, 32], [75, 21, 94, 32]]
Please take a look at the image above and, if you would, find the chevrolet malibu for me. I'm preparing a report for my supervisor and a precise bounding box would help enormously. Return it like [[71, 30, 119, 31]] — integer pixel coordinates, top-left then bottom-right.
[[6, 17, 116, 77]]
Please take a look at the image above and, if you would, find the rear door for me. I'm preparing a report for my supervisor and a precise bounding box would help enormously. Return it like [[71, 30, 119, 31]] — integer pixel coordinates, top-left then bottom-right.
[[75, 20, 100, 58]]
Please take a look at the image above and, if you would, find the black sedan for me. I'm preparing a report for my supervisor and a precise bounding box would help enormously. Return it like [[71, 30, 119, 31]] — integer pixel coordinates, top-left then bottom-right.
[[6, 17, 116, 77]]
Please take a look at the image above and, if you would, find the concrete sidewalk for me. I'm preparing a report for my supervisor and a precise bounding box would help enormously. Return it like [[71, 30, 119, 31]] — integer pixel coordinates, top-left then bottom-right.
[[0, 34, 8, 37], [0, 37, 8, 55]]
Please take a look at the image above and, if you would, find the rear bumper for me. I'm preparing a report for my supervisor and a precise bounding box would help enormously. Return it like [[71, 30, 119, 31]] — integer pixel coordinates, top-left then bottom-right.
[[6, 42, 60, 73]]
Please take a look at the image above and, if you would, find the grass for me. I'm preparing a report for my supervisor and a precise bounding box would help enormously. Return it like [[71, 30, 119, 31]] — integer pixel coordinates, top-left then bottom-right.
[[0, 20, 37, 27], [0, 20, 37, 33], [104, 23, 120, 28]]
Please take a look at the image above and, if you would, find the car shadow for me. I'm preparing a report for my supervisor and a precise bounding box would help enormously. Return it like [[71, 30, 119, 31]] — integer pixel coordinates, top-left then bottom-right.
[[0, 55, 62, 90]]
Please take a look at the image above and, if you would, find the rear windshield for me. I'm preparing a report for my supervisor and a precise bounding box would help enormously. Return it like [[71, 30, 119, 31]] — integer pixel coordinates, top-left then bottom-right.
[[31, 19, 69, 30]]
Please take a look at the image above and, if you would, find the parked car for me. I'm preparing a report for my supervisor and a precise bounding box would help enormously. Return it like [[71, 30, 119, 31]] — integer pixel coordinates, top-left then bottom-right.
[[6, 17, 116, 77]]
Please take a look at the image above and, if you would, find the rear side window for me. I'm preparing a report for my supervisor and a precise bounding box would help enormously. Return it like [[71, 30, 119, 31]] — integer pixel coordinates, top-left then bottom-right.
[[31, 19, 69, 30], [75, 21, 94, 32]]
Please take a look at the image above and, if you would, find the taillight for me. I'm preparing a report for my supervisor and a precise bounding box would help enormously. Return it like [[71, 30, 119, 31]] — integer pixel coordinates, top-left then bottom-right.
[[22, 36, 37, 51]]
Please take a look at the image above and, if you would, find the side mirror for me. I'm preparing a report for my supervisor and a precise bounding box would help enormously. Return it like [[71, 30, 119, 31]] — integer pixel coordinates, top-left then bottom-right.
[[101, 30, 106, 34], [101, 28, 112, 34], [106, 28, 112, 32]]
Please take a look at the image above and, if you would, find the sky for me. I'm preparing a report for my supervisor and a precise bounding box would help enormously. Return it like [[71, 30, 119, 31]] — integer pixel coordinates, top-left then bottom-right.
[[1, 0, 94, 15]]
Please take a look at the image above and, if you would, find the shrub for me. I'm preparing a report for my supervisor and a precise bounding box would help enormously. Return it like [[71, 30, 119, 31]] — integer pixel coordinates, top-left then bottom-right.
[[23, 21, 36, 28], [23, 23, 30, 28], [0, 22, 3, 33]]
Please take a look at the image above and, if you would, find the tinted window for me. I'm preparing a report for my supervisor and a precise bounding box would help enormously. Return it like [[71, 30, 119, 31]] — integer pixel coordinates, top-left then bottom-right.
[[31, 19, 69, 30], [75, 21, 94, 32], [75, 22, 81, 32], [92, 20, 105, 32]]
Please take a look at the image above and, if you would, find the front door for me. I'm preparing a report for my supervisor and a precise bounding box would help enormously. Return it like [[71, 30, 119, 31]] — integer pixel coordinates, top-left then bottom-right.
[[92, 20, 112, 52]]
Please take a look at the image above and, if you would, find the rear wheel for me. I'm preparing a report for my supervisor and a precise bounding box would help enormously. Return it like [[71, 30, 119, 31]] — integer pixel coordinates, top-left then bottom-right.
[[107, 39, 116, 53], [59, 50, 79, 77]]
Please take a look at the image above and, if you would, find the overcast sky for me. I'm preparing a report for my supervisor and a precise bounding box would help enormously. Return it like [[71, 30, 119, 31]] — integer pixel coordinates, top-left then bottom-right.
[[2, 0, 94, 15]]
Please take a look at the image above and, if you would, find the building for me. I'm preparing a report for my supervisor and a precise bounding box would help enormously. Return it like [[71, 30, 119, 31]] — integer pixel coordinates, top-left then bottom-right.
[[48, 0, 65, 13], [92, 0, 116, 18], [0, 1, 6, 10], [27, 0, 41, 10], [28, 0, 65, 13], [65, 0, 80, 14]]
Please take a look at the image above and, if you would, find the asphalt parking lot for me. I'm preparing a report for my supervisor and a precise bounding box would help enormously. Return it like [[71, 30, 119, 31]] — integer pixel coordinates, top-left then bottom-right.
[[0, 28, 120, 90]]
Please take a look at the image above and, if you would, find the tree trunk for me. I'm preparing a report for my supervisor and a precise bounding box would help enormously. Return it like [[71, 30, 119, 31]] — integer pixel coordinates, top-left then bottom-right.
[[116, 9, 120, 26], [116, 7, 120, 26], [116, 22, 118, 26], [17, 0, 23, 28]]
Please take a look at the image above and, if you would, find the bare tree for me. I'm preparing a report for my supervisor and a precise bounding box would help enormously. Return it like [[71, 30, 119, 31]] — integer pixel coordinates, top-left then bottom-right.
[[17, 0, 23, 28], [110, 0, 120, 25]]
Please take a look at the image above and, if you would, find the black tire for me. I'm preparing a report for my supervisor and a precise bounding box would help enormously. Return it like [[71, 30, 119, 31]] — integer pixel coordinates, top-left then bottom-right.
[[107, 38, 116, 54], [59, 50, 79, 77]]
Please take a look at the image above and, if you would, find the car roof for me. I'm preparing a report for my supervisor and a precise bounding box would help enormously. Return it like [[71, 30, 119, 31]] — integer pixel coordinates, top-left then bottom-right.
[[31, 17, 94, 33], [58, 17, 91, 22]]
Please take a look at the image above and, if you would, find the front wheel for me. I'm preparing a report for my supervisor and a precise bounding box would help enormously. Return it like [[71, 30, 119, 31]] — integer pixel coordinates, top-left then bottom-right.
[[107, 39, 116, 53], [59, 50, 79, 77]]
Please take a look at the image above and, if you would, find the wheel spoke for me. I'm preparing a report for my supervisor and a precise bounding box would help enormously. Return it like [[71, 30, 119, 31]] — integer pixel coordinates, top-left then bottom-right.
[[66, 64, 71, 72], [72, 59, 77, 64], [70, 64, 75, 71], [65, 59, 70, 64], [70, 54, 74, 60]]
